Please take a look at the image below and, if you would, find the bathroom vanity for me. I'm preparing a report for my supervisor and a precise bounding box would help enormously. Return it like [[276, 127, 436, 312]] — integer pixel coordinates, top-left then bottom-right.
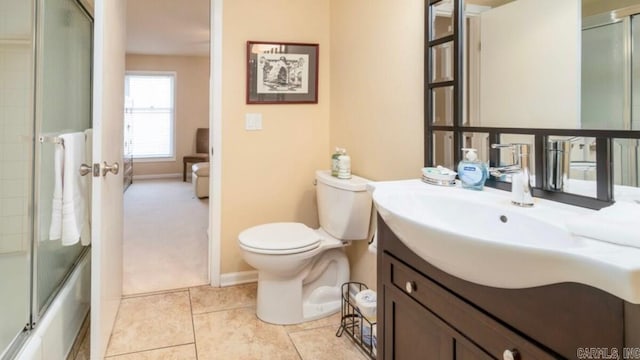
[[376, 216, 640, 359]]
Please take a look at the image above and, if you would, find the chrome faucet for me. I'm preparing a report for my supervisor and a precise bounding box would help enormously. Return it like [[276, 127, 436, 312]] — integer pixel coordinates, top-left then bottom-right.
[[489, 143, 534, 207]]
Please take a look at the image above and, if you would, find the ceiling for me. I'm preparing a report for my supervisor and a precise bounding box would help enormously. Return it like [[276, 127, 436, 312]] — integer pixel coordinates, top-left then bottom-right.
[[126, 0, 210, 56]]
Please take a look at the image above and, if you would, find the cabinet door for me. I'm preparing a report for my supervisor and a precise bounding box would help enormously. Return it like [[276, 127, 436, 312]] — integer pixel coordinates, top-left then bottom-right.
[[384, 285, 454, 359], [456, 338, 495, 360], [384, 284, 498, 360], [384, 254, 557, 360]]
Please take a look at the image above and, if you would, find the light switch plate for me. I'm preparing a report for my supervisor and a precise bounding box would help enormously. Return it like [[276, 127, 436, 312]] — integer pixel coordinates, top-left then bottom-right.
[[245, 113, 263, 130]]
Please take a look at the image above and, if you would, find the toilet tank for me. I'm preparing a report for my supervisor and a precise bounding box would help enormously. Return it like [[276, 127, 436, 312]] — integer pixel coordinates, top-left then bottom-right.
[[315, 170, 372, 240]]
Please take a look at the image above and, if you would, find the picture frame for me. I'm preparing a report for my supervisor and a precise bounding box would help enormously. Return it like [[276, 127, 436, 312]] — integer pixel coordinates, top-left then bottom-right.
[[246, 41, 319, 104]]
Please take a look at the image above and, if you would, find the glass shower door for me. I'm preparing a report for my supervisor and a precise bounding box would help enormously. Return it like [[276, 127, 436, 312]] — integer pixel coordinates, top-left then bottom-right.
[[0, 0, 35, 355], [34, 0, 92, 313], [632, 14, 640, 131]]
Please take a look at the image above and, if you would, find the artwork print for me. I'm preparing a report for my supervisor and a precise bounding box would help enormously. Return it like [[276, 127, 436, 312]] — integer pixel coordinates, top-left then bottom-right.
[[257, 54, 310, 94], [246, 41, 319, 104]]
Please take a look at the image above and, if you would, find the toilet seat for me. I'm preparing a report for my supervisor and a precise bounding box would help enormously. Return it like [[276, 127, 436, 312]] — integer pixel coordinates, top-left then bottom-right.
[[239, 222, 321, 255]]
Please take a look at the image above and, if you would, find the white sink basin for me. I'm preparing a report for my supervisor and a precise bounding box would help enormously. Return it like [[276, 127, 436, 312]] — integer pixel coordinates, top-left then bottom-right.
[[370, 180, 640, 304]]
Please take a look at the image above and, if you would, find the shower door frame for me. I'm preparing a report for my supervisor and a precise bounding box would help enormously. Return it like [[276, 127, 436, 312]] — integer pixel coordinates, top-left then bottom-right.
[[30, 0, 94, 329]]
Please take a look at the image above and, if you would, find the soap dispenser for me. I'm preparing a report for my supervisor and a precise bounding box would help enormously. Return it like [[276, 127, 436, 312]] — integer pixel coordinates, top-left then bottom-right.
[[458, 148, 488, 190]]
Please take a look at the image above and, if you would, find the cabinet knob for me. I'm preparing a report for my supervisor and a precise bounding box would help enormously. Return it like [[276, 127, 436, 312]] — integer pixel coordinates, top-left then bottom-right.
[[405, 281, 416, 294], [503, 349, 520, 360]]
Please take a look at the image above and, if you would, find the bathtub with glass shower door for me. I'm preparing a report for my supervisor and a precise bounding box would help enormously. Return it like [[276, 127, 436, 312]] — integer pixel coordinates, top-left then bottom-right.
[[0, 0, 93, 358]]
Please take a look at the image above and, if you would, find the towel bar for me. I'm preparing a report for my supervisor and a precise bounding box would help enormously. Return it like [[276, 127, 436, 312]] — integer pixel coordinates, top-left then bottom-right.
[[39, 135, 64, 147]]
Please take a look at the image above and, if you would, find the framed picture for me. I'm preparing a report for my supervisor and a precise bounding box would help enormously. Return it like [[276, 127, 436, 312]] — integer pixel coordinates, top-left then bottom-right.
[[246, 41, 319, 104]]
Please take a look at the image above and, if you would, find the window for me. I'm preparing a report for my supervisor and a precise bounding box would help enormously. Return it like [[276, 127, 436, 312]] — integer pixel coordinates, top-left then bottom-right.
[[125, 72, 176, 159]]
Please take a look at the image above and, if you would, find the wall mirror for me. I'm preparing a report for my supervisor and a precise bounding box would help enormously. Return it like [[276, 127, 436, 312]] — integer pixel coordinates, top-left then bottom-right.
[[428, 0, 640, 207], [461, 0, 640, 131]]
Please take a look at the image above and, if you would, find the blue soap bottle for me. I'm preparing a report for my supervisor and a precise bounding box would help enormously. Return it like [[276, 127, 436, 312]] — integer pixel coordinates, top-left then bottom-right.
[[458, 148, 488, 190]]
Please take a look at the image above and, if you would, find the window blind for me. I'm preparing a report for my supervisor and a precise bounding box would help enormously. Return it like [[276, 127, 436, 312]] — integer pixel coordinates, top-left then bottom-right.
[[124, 73, 175, 159]]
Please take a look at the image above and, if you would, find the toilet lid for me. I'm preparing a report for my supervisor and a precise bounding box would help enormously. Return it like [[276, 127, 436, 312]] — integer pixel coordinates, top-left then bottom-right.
[[238, 222, 321, 253]]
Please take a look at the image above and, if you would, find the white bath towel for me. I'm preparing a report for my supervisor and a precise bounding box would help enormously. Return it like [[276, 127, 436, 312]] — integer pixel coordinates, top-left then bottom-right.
[[60, 132, 88, 246], [49, 141, 64, 240], [565, 201, 640, 248]]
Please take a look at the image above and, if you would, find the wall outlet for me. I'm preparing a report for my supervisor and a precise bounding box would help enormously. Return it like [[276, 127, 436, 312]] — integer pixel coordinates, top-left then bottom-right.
[[245, 113, 263, 131]]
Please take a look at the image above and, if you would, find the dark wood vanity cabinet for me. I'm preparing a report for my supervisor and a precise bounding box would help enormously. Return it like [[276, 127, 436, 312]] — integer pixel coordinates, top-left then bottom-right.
[[384, 283, 495, 360], [376, 216, 640, 360]]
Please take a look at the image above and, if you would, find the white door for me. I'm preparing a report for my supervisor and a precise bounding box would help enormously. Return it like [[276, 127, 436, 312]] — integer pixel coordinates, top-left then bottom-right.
[[90, 0, 126, 358]]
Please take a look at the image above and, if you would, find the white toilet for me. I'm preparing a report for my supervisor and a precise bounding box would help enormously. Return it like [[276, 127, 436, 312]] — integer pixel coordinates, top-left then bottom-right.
[[238, 170, 372, 325]]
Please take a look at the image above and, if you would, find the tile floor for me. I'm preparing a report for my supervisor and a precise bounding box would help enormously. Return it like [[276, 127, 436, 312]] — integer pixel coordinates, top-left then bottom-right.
[[74, 283, 369, 360]]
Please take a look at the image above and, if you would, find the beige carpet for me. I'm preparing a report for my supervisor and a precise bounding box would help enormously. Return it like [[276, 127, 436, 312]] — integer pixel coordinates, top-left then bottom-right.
[[123, 179, 209, 295]]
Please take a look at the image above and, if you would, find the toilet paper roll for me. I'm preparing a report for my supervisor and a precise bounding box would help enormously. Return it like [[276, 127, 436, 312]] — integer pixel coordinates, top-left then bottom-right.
[[355, 289, 377, 319]]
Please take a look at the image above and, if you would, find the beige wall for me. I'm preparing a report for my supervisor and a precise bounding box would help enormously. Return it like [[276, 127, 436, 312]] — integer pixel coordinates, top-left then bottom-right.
[[329, 0, 425, 289], [220, 0, 331, 273], [125, 55, 210, 176], [218, 0, 424, 285]]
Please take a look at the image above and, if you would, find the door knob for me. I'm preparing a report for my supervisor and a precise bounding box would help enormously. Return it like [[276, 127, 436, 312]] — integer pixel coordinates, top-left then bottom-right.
[[79, 164, 92, 176], [101, 161, 119, 177]]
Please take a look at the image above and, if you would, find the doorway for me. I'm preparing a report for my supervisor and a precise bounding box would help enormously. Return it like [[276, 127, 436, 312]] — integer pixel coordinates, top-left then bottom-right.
[[122, 0, 211, 295]]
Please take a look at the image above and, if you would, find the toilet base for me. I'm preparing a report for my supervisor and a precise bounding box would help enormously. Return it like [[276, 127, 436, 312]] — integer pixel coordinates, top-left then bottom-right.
[[302, 285, 342, 322], [256, 248, 349, 325]]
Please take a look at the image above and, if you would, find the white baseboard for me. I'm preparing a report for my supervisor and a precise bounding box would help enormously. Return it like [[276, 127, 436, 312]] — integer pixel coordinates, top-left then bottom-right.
[[220, 270, 258, 287], [133, 173, 182, 180]]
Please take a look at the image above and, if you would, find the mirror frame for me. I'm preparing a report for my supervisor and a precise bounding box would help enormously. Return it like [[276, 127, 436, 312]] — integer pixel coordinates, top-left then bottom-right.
[[425, 0, 640, 209]]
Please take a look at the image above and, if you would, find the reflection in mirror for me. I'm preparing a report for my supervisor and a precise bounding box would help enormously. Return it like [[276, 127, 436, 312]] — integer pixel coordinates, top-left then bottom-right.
[[433, 131, 455, 171], [464, 0, 580, 129], [461, 0, 640, 130], [432, 1, 454, 40], [582, 1, 640, 130], [568, 138, 597, 182], [431, 42, 454, 82], [462, 132, 489, 163], [582, 18, 626, 130], [545, 138, 570, 192], [614, 140, 640, 186], [547, 136, 598, 198], [613, 139, 640, 200], [433, 86, 454, 126], [634, 15, 640, 130]]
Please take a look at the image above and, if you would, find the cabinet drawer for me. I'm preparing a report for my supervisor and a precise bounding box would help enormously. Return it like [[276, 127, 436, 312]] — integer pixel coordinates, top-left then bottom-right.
[[385, 254, 558, 359]]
